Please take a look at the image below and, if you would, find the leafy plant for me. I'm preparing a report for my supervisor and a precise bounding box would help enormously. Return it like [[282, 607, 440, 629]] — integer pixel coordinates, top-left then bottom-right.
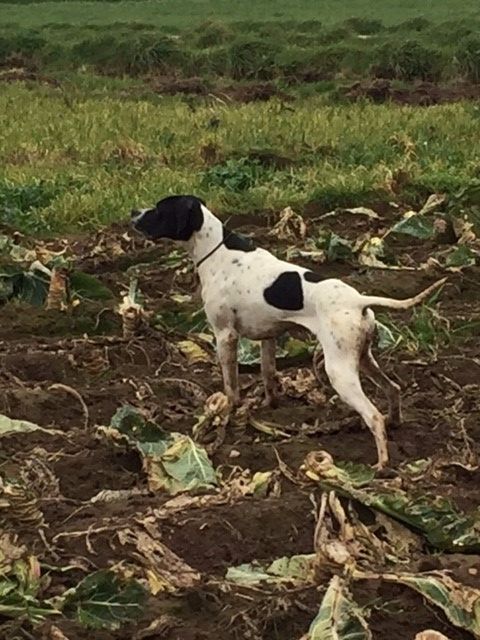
[[307, 575, 372, 640], [0, 414, 55, 436], [0, 557, 59, 623], [0, 180, 64, 233], [378, 304, 451, 355], [390, 212, 437, 239], [373, 572, 480, 638], [62, 570, 146, 630], [202, 157, 265, 191], [237, 336, 313, 366], [303, 453, 480, 552], [108, 405, 218, 493], [226, 554, 315, 585]]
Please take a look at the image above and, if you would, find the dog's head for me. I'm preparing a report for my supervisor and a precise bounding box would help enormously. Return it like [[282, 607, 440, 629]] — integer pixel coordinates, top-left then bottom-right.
[[131, 195, 205, 241]]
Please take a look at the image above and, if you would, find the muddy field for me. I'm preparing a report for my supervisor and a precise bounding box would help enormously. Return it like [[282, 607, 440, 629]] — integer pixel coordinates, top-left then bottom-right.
[[1, 206, 479, 640]]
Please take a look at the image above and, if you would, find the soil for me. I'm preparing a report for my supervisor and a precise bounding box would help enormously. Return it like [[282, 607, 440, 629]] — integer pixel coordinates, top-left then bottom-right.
[[341, 78, 480, 105], [1, 211, 479, 640], [4, 66, 480, 109]]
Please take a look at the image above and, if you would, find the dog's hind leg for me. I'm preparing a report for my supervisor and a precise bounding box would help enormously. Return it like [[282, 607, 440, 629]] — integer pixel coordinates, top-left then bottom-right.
[[261, 338, 278, 407], [214, 328, 240, 405], [360, 345, 402, 426], [315, 314, 389, 468], [324, 348, 389, 468], [357, 309, 402, 427]]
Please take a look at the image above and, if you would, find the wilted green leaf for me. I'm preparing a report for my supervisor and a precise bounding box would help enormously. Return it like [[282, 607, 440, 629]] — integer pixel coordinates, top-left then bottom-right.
[[0, 267, 49, 305], [307, 575, 371, 640], [286, 246, 326, 263], [0, 414, 46, 436], [63, 570, 146, 631], [156, 435, 218, 494], [111, 405, 169, 444], [284, 336, 314, 358], [377, 572, 480, 637], [419, 193, 446, 215], [445, 245, 477, 268], [237, 338, 262, 366], [70, 271, 113, 300], [177, 339, 212, 364], [237, 336, 313, 366], [325, 233, 353, 262], [0, 558, 59, 623], [249, 417, 291, 439], [160, 249, 188, 269], [375, 321, 399, 350], [249, 471, 275, 497], [156, 307, 209, 334], [226, 554, 315, 585], [109, 406, 217, 494], [304, 454, 480, 552], [390, 213, 436, 239]]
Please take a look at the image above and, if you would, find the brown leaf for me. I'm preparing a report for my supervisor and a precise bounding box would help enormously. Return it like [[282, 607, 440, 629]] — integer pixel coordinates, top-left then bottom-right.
[[269, 206, 307, 241], [117, 526, 201, 592]]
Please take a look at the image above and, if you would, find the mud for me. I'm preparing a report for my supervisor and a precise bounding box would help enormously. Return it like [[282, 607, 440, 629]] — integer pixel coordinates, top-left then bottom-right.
[[342, 78, 480, 105], [1, 212, 479, 640]]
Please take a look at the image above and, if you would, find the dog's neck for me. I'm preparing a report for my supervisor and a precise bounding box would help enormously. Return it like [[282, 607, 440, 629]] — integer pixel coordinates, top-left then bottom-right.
[[187, 205, 225, 268]]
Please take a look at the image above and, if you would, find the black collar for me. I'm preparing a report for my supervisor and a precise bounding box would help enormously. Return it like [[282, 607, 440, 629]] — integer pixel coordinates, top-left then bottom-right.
[[196, 229, 232, 269]]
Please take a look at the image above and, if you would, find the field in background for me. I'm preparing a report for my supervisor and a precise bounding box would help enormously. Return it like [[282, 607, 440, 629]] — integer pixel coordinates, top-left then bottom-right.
[[2, 84, 480, 232], [2, 4, 480, 85], [2, 0, 480, 26]]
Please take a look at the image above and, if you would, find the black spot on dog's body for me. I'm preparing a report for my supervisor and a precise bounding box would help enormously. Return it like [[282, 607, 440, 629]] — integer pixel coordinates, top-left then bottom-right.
[[303, 271, 323, 283], [223, 227, 256, 252], [264, 272, 304, 311], [232, 258, 240, 265]]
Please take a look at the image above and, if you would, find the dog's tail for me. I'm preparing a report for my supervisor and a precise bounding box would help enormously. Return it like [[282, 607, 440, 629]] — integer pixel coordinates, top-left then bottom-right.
[[359, 277, 447, 311]]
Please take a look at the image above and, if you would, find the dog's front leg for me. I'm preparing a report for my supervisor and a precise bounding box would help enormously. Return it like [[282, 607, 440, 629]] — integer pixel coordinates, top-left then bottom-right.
[[261, 339, 278, 407], [215, 329, 240, 406]]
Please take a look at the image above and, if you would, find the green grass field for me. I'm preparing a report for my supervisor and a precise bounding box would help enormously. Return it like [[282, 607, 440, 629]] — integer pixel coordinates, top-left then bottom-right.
[[1, 0, 480, 233], [2, 0, 480, 82], [2, 0, 479, 27], [1, 82, 479, 232]]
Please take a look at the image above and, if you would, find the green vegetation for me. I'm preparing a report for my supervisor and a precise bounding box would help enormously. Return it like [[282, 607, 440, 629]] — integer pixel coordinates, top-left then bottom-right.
[[2, 0, 480, 26], [0, 9, 480, 84], [1, 82, 480, 232]]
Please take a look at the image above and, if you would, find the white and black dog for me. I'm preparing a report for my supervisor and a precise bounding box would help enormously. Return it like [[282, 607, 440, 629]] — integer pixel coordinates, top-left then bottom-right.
[[131, 195, 446, 468]]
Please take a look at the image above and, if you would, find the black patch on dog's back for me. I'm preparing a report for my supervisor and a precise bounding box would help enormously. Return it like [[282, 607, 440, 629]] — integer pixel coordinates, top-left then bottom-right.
[[264, 272, 304, 311], [223, 227, 256, 252], [304, 271, 323, 283]]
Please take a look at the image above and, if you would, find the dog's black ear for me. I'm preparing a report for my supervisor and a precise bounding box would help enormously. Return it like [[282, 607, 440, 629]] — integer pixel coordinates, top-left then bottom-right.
[[156, 195, 204, 241]]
